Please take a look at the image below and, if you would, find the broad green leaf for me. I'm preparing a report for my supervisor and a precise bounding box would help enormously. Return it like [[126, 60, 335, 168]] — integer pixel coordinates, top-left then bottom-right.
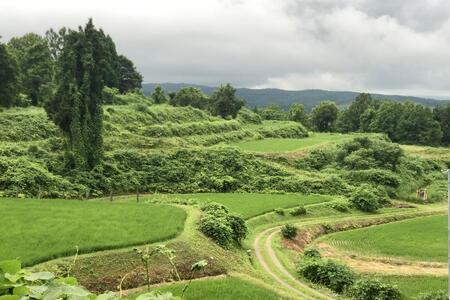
[[13, 286, 29, 297], [28, 285, 48, 299], [0, 260, 21, 275], [55, 277, 78, 286], [25, 272, 54, 282], [4, 274, 21, 283], [42, 283, 91, 300]]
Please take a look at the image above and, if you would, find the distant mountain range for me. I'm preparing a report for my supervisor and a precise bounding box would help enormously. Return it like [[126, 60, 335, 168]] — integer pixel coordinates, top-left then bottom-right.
[[143, 83, 450, 109]]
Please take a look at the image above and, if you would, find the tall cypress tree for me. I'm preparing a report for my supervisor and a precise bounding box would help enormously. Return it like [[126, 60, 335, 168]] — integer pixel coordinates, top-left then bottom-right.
[[45, 19, 108, 170]]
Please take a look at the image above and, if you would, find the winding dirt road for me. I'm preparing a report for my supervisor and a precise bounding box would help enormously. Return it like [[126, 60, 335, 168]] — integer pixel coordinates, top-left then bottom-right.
[[254, 226, 334, 300]]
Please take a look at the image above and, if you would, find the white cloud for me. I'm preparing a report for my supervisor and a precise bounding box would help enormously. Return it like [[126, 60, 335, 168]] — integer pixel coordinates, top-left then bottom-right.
[[0, 0, 449, 98]]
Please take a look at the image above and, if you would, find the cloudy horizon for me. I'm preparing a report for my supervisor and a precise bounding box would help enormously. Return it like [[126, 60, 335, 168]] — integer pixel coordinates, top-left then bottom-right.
[[1, 0, 450, 99]]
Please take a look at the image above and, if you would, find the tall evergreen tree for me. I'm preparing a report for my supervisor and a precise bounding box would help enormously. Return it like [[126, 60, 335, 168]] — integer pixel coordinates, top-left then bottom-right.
[[45, 19, 109, 170], [117, 55, 142, 93], [433, 104, 450, 145], [0, 41, 18, 107]]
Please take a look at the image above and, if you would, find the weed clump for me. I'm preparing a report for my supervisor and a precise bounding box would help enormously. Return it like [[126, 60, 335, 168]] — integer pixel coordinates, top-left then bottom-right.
[[281, 224, 297, 239]]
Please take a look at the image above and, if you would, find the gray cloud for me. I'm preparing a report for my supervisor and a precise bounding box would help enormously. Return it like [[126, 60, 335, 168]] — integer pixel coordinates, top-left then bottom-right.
[[0, 0, 449, 98]]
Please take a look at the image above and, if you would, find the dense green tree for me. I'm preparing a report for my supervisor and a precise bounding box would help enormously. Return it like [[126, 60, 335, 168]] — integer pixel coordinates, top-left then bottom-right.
[[336, 93, 372, 132], [117, 55, 142, 93], [169, 87, 209, 109], [8, 33, 54, 106], [0, 41, 19, 107], [288, 103, 308, 125], [209, 84, 244, 119], [259, 104, 287, 120], [395, 102, 442, 145], [311, 101, 338, 132], [433, 104, 450, 145], [359, 107, 376, 132], [45, 19, 109, 170], [369, 101, 403, 140], [45, 27, 67, 60], [151, 85, 167, 104]]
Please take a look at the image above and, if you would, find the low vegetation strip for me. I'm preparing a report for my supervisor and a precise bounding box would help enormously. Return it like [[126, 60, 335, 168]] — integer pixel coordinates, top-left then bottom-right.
[[0, 198, 186, 265], [128, 276, 283, 300], [321, 215, 447, 262], [139, 193, 333, 219], [228, 133, 366, 152]]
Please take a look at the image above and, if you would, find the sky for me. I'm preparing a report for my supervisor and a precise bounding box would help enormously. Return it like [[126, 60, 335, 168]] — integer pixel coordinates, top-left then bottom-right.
[[1, 0, 449, 98]]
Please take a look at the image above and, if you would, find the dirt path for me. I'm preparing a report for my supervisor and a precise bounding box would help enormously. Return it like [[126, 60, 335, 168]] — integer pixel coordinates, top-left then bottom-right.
[[254, 227, 334, 300]]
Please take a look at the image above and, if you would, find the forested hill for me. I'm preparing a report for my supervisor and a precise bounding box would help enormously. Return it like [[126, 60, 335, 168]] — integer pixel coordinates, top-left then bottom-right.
[[143, 83, 450, 109]]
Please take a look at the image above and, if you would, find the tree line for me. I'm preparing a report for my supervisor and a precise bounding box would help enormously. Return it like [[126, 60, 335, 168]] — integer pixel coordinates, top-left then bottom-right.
[[256, 94, 450, 146]]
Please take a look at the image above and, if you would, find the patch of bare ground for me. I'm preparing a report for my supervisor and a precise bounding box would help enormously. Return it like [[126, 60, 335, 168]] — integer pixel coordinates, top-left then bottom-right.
[[317, 243, 448, 276]]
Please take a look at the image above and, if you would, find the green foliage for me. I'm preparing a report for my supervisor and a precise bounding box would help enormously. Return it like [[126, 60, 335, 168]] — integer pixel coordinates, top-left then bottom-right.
[[302, 248, 321, 259], [348, 279, 402, 300], [152, 85, 168, 104], [236, 107, 262, 124], [289, 206, 306, 216], [0, 42, 19, 107], [337, 93, 373, 132], [198, 203, 247, 248], [295, 148, 335, 170], [433, 104, 450, 145], [328, 201, 350, 212], [281, 224, 297, 239], [45, 19, 106, 170], [311, 101, 338, 132], [258, 104, 287, 121], [7, 33, 54, 106], [209, 84, 244, 119], [297, 258, 355, 293], [416, 291, 447, 300], [117, 54, 142, 93], [169, 87, 209, 110], [349, 184, 383, 212], [274, 208, 285, 215], [288, 103, 309, 126]]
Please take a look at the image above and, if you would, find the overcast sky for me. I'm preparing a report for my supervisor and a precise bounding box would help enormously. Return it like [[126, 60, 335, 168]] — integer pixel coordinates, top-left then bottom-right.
[[1, 0, 449, 98]]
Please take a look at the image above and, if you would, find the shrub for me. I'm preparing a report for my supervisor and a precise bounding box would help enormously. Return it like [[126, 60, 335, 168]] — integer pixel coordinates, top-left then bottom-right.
[[350, 184, 383, 212], [281, 224, 297, 239], [296, 148, 335, 170], [348, 279, 402, 300], [274, 208, 285, 215], [329, 201, 350, 212], [297, 258, 355, 293], [198, 214, 234, 248], [134, 103, 150, 113], [227, 214, 248, 244], [303, 248, 321, 259], [198, 203, 247, 248], [290, 206, 306, 216], [416, 290, 447, 300]]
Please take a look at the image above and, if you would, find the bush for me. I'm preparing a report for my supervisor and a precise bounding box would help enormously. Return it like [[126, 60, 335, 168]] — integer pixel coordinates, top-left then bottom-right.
[[281, 224, 297, 239], [348, 279, 402, 300], [198, 203, 247, 248], [274, 208, 285, 215], [303, 248, 321, 259], [329, 201, 350, 212], [296, 148, 335, 170], [350, 184, 383, 212], [416, 291, 447, 300], [290, 206, 306, 216], [198, 214, 234, 248], [297, 258, 355, 293]]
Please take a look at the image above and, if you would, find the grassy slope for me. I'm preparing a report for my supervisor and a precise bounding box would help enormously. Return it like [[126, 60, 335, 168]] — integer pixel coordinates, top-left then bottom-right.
[[128, 276, 284, 300], [115, 193, 335, 219], [227, 132, 379, 152], [0, 198, 186, 265], [320, 215, 447, 262], [379, 275, 448, 298]]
